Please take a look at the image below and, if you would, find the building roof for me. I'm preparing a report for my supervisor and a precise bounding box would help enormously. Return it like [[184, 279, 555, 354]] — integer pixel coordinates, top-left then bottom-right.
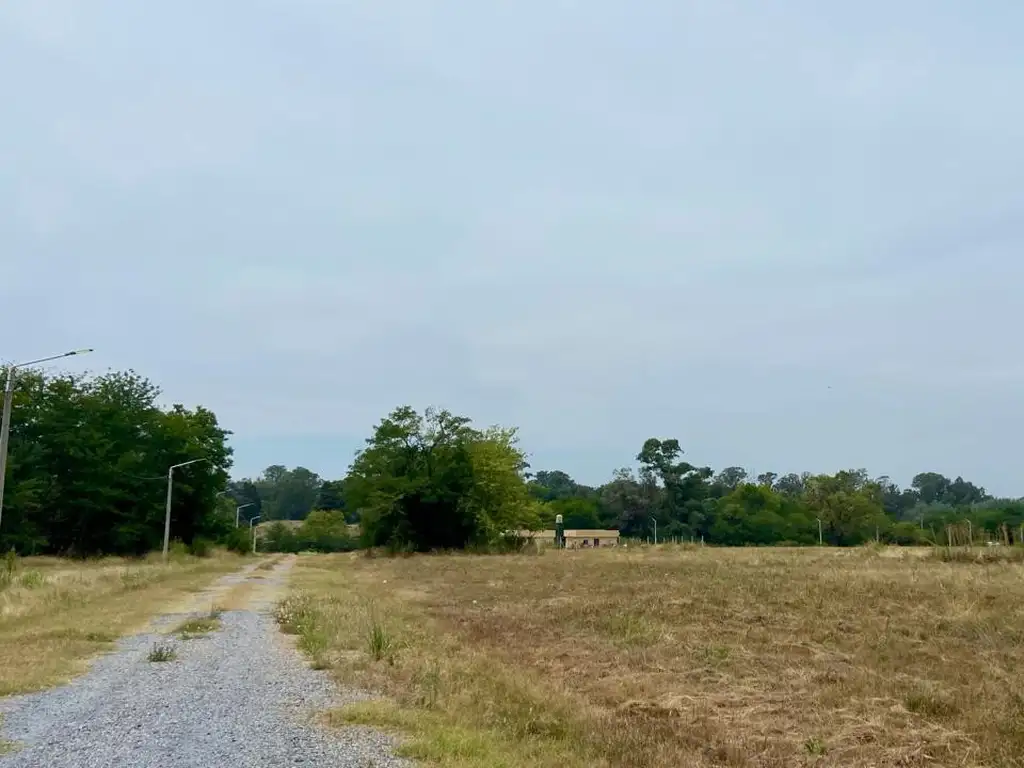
[[564, 529, 620, 538]]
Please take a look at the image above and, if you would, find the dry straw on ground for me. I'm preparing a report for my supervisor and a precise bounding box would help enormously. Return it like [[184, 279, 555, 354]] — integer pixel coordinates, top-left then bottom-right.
[[0, 552, 243, 695], [283, 546, 1024, 768]]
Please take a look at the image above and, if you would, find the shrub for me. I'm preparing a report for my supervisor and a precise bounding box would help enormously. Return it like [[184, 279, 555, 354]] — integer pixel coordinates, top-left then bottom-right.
[[189, 537, 213, 558], [222, 528, 252, 555], [167, 540, 191, 561], [0, 549, 17, 590]]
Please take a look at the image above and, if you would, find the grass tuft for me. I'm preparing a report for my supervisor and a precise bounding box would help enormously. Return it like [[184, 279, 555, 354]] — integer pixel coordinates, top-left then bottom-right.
[[147, 643, 177, 662], [365, 603, 397, 663], [174, 608, 223, 639], [0, 714, 17, 755], [16, 570, 46, 589]]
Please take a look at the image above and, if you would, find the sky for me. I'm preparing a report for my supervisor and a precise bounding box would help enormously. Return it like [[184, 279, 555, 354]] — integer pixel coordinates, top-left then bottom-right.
[[2, 1, 1023, 495]]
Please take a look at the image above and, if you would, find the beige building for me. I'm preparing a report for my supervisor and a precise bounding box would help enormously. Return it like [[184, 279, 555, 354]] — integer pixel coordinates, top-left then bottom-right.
[[564, 529, 620, 548], [515, 529, 620, 549]]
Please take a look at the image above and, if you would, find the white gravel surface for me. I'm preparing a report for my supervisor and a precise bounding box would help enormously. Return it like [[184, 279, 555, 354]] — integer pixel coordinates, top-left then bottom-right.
[[0, 560, 411, 768]]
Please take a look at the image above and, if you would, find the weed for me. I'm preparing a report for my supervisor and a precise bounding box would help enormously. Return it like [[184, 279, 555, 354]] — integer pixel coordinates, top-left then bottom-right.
[[0, 549, 17, 590], [804, 737, 827, 756], [0, 714, 16, 755], [147, 643, 177, 662], [174, 611, 222, 639], [905, 689, 960, 718], [120, 570, 150, 591], [365, 605, 396, 663], [17, 570, 45, 589]]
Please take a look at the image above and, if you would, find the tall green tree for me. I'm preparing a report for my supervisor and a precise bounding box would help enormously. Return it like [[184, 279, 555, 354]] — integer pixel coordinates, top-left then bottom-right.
[[1, 369, 232, 555], [347, 406, 537, 551], [803, 470, 886, 546]]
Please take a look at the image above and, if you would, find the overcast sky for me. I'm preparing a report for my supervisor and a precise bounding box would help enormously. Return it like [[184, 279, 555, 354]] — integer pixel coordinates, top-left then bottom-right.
[[2, 1, 1022, 494]]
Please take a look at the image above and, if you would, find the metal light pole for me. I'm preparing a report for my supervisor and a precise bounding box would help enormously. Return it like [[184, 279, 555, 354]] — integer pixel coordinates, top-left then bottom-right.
[[163, 458, 208, 561], [235, 503, 254, 528], [249, 515, 261, 554], [651, 517, 658, 545], [0, 349, 93, 536], [816, 517, 823, 546]]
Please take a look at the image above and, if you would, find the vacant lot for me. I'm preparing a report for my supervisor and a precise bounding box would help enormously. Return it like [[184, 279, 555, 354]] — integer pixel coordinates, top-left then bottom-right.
[[0, 552, 244, 695], [283, 546, 1024, 768]]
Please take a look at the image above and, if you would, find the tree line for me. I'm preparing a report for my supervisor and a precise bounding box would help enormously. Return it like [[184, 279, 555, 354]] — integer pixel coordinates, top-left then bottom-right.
[[3, 375, 1020, 556], [242, 407, 1024, 552]]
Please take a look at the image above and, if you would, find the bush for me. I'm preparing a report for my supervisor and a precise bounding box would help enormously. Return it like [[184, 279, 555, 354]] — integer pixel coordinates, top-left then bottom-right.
[[222, 528, 252, 555], [167, 540, 191, 561], [888, 522, 926, 546], [258, 511, 360, 554], [189, 537, 214, 558]]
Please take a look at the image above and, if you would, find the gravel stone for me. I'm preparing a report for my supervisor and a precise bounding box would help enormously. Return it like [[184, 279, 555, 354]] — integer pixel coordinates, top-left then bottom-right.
[[0, 561, 411, 767]]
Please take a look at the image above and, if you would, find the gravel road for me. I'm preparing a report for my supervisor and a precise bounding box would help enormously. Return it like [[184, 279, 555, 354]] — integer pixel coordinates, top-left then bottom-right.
[[0, 557, 410, 768]]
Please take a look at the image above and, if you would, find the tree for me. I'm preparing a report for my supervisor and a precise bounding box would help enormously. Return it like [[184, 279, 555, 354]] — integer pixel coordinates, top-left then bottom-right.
[[803, 470, 886, 546], [315, 479, 346, 512], [251, 462, 319, 524], [637, 438, 714, 539], [597, 468, 655, 535], [347, 406, 537, 551], [0, 368, 232, 555], [775, 473, 808, 497], [713, 467, 748, 492], [911, 472, 952, 505], [710, 484, 788, 545]]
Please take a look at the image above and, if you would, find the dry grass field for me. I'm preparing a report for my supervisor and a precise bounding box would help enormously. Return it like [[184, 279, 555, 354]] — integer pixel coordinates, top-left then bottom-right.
[[0, 552, 244, 695], [281, 546, 1024, 768]]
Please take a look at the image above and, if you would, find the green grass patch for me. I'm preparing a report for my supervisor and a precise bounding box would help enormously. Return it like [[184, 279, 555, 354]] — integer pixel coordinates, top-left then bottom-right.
[[174, 609, 223, 639], [329, 700, 573, 768]]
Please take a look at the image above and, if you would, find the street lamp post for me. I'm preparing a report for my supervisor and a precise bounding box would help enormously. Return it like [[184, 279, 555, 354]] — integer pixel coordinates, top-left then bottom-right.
[[249, 515, 261, 554], [651, 517, 658, 545], [163, 458, 209, 561], [816, 517, 823, 546], [235, 503, 255, 528], [0, 349, 94, 535]]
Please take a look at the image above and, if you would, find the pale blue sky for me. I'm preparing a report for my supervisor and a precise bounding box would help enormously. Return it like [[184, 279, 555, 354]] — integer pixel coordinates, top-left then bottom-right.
[[3, 1, 1022, 494]]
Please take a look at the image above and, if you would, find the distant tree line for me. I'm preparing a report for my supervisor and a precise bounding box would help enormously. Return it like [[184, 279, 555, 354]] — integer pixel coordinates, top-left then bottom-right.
[[4, 381, 1020, 556], [244, 407, 1023, 552]]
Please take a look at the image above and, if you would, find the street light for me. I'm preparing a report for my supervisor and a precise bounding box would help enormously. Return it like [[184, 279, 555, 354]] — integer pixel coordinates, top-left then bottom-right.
[[0, 348, 94, 534], [816, 517, 823, 546], [249, 515, 261, 554], [235, 503, 255, 528], [651, 517, 658, 545], [163, 458, 209, 561]]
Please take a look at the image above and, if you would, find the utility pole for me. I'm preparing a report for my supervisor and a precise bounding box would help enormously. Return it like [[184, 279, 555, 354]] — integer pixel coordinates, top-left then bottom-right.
[[816, 517, 823, 546], [651, 518, 657, 545], [163, 458, 208, 561], [0, 349, 93, 536]]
